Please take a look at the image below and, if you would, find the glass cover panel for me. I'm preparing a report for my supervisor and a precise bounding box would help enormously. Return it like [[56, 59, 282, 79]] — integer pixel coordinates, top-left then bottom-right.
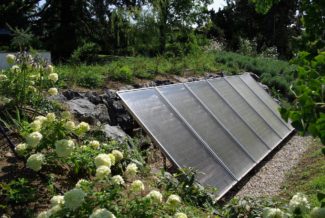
[[188, 81, 270, 160], [158, 84, 254, 179], [209, 79, 281, 148], [240, 74, 293, 130], [119, 88, 235, 194], [226, 76, 288, 137]]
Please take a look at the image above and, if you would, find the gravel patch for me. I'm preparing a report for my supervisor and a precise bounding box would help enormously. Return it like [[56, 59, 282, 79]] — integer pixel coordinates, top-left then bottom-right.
[[235, 135, 314, 197]]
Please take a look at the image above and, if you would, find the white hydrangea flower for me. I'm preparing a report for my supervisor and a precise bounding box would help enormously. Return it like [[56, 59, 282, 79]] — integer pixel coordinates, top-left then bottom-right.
[[48, 87, 58, 96], [15, 143, 27, 156], [27, 153, 45, 171], [263, 207, 287, 218], [146, 190, 163, 203], [96, 166, 111, 179], [89, 140, 100, 149], [62, 111, 71, 119], [289, 193, 310, 213], [108, 153, 116, 165], [30, 120, 42, 131], [64, 188, 86, 210], [166, 194, 181, 206], [28, 86, 37, 93], [64, 121, 76, 130], [6, 54, 15, 64], [0, 74, 8, 81], [26, 132, 43, 147], [50, 195, 65, 206], [35, 116, 47, 124], [48, 73, 58, 82], [48, 205, 62, 216], [112, 175, 125, 185], [112, 150, 123, 162], [47, 64, 54, 73], [95, 154, 111, 167], [46, 113, 56, 122], [75, 179, 90, 188], [37, 210, 49, 218], [89, 208, 116, 218], [55, 139, 75, 157], [174, 212, 188, 218], [130, 180, 144, 193], [125, 163, 138, 177], [310, 207, 325, 218], [11, 65, 20, 72], [76, 122, 90, 135]]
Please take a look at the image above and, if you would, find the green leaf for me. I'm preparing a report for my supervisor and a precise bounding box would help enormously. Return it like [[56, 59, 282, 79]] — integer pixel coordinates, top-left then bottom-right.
[[317, 192, 325, 202]]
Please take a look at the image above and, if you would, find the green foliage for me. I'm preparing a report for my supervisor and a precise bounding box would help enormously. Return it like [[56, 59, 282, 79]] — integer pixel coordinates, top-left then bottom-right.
[[110, 65, 134, 82], [0, 52, 59, 112], [8, 26, 34, 51], [280, 51, 325, 144], [158, 168, 217, 208], [221, 197, 279, 218], [0, 178, 36, 204], [70, 42, 101, 64]]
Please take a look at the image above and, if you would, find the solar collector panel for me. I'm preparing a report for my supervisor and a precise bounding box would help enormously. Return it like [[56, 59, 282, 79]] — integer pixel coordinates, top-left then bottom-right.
[[239, 74, 293, 130], [119, 88, 236, 195], [187, 81, 270, 160], [118, 74, 293, 198], [158, 84, 255, 179], [225, 76, 289, 138], [208, 79, 282, 148]]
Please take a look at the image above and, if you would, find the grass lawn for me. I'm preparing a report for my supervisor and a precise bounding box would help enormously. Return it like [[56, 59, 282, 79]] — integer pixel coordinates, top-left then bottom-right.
[[279, 138, 325, 207]]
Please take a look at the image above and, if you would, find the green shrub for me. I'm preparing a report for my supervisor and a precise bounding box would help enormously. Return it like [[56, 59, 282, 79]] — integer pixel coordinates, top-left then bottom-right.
[[70, 42, 100, 64], [110, 65, 134, 82]]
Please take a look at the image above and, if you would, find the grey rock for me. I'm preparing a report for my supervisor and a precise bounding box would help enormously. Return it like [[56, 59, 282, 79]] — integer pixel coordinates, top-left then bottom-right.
[[62, 90, 82, 100], [66, 99, 97, 124], [47, 94, 67, 102], [85, 91, 102, 105], [101, 124, 127, 142], [95, 104, 110, 123]]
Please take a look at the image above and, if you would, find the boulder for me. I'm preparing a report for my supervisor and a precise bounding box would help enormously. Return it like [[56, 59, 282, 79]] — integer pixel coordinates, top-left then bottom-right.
[[101, 124, 127, 142], [66, 98, 97, 124]]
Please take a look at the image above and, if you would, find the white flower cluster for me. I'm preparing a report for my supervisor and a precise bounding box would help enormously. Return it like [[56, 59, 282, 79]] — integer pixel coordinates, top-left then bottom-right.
[[166, 194, 181, 206], [48, 87, 58, 96], [95, 154, 112, 168], [130, 180, 145, 193], [146, 190, 163, 203], [75, 122, 90, 135], [96, 166, 111, 179], [26, 153, 45, 171], [48, 73, 58, 83], [112, 150, 123, 162], [55, 139, 75, 157], [89, 140, 100, 149], [90, 208, 116, 218], [64, 188, 86, 210], [0, 74, 8, 81], [289, 192, 310, 213], [174, 212, 188, 218], [75, 179, 90, 188], [64, 121, 76, 130], [15, 143, 28, 156], [112, 175, 125, 185], [50, 195, 65, 206], [26, 131, 43, 148], [37, 205, 62, 218], [125, 163, 138, 177], [263, 207, 287, 218], [6, 54, 15, 65]]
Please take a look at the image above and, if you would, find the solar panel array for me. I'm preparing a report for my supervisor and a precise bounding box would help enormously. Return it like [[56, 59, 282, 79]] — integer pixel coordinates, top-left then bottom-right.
[[117, 73, 294, 198]]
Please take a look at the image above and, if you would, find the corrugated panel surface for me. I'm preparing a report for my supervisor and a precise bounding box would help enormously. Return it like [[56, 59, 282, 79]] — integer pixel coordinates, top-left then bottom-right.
[[118, 73, 293, 198]]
